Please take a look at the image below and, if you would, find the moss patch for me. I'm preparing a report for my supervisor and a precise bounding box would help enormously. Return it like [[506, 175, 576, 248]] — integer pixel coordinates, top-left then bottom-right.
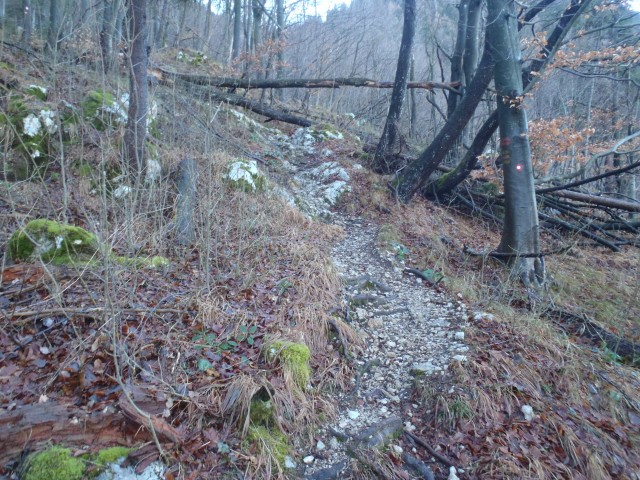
[[250, 397, 275, 426], [7, 219, 169, 269], [24, 446, 85, 480], [82, 90, 126, 130], [8, 219, 99, 263], [247, 425, 290, 467], [93, 446, 131, 469], [264, 340, 311, 389]]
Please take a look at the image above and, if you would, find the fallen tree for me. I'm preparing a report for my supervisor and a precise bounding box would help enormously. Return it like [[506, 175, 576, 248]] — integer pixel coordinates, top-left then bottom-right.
[[150, 67, 461, 91], [201, 88, 313, 127]]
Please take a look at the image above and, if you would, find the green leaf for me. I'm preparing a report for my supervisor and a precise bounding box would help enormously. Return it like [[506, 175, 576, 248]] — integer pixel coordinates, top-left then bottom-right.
[[247, 337, 254, 346], [197, 358, 213, 371]]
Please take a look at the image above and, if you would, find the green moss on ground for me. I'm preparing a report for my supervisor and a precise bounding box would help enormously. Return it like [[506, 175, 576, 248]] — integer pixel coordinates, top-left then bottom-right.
[[250, 398, 275, 426], [24, 447, 85, 480], [8, 219, 99, 263], [246, 425, 290, 467], [7, 219, 169, 269], [264, 340, 311, 388], [93, 446, 131, 467]]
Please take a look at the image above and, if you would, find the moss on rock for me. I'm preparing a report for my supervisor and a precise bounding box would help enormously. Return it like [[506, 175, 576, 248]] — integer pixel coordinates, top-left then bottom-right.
[[24, 446, 85, 480], [7, 219, 170, 269], [264, 340, 311, 389], [8, 219, 99, 263]]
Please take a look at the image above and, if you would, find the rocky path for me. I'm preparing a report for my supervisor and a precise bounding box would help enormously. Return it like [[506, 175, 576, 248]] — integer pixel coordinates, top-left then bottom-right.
[[301, 214, 469, 479]]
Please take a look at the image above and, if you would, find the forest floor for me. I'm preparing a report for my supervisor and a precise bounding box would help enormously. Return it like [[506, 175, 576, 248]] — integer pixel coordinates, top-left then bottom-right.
[[1, 44, 640, 480]]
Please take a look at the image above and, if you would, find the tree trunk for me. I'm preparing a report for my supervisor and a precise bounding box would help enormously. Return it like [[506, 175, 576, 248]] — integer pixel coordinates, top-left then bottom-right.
[[447, 0, 468, 117], [275, 0, 284, 100], [251, 0, 261, 53], [47, 0, 60, 53], [232, 0, 242, 60], [124, 0, 148, 175], [462, 0, 482, 88], [175, 158, 198, 245], [203, 0, 213, 51], [100, 0, 113, 73], [487, 0, 543, 286], [372, 0, 416, 174], [151, 68, 458, 91], [21, 0, 31, 49]]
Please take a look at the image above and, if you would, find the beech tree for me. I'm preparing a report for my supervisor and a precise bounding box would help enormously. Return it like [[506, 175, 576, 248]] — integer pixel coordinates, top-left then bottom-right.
[[486, 0, 542, 285]]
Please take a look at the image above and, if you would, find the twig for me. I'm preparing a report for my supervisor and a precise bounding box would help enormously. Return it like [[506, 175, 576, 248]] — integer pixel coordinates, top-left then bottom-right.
[[404, 430, 456, 468]]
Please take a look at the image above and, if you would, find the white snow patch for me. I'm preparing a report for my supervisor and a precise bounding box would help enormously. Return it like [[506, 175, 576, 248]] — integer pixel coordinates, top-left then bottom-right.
[[113, 185, 132, 198], [96, 460, 165, 480], [23, 113, 41, 137]]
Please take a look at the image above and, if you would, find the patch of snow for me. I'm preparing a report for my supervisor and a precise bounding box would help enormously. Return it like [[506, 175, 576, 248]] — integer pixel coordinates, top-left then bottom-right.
[[96, 460, 165, 480], [39, 109, 57, 134], [29, 84, 48, 96], [23, 113, 42, 137], [448, 466, 460, 480], [284, 456, 297, 469], [454, 331, 465, 340], [113, 185, 132, 198], [146, 159, 162, 183], [521, 405, 534, 421]]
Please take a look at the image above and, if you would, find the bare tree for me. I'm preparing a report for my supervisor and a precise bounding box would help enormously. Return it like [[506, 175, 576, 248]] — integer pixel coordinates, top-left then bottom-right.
[[124, 0, 148, 175], [232, 0, 242, 59], [371, 0, 416, 173]]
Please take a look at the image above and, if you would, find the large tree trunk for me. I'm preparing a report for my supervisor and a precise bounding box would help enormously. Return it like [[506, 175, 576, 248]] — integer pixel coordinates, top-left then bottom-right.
[[124, 0, 148, 175], [487, 0, 543, 286], [371, 0, 416, 174]]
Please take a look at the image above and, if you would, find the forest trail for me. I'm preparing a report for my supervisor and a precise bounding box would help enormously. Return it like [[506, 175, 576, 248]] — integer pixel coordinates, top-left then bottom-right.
[[301, 210, 470, 478]]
